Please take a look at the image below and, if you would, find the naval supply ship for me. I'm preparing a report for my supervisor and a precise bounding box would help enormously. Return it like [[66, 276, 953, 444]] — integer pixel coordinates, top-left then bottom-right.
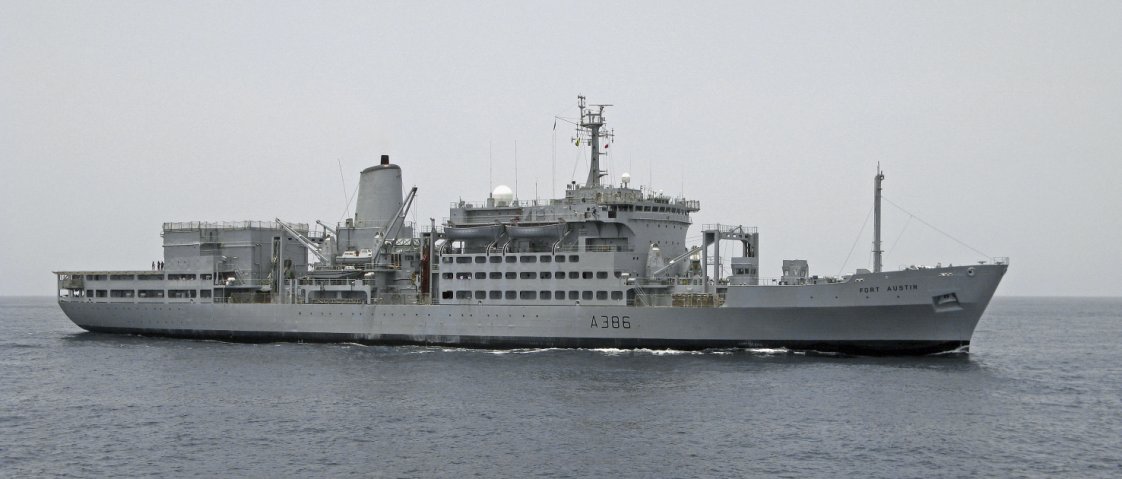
[[55, 96, 1007, 355]]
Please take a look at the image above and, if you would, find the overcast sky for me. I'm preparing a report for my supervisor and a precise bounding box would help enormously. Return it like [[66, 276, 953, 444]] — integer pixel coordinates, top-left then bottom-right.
[[2, 1, 1120, 296]]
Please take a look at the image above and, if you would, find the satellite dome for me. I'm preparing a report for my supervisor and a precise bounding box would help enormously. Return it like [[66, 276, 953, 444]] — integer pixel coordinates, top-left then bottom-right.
[[621, 172, 631, 186], [492, 185, 514, 206]]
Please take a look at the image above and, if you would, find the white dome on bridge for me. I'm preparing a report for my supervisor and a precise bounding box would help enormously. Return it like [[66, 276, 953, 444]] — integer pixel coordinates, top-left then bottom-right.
[[492, 185, 514, 206]]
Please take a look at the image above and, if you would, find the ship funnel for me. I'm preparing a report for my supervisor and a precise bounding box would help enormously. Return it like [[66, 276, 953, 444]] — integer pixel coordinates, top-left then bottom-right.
[[355, 155, 404, 228]]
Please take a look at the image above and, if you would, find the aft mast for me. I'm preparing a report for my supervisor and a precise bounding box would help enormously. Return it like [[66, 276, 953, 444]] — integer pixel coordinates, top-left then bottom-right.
[[873, 164, 885, 273]]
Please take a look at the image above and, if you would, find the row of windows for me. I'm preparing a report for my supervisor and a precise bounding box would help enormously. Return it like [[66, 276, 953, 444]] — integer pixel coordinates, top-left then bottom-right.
[[444, 271, 619, 280], [609, 204, 688, 215], [444, 254, 581, 265], [84, 274, 211, 281], [446, 290, 624, 301], [86, 289, 212, 298]]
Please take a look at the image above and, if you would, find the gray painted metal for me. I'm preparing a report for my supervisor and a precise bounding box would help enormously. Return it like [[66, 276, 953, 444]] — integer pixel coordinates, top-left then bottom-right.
[[874, 165, 885, 273], [52, 97, 1008, 356], [58, 264, 1005, 355]]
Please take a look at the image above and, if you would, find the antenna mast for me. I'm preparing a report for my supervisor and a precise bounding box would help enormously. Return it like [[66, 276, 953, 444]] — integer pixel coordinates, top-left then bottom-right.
[[514, 141, 519, 202], [873, 164, 885, 273], [578, 95, 612, 187]]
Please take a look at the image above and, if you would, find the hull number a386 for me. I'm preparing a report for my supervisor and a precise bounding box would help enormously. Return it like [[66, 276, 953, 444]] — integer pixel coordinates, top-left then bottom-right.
[[591, 315, 631, 329]]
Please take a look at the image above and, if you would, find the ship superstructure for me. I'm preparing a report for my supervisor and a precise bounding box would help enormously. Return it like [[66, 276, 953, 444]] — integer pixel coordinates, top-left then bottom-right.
[[55, 97, 1007, 355]]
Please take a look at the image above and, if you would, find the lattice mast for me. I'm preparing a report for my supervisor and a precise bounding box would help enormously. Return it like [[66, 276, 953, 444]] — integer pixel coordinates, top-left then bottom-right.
[[578, 95, 612, 187]]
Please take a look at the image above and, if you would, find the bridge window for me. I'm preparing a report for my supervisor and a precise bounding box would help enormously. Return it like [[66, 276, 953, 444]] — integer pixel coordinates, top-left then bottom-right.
[[505, 291, 516, 300], [520, 256, 537, 263], [456, 291, 471, 299], [596, 291, 608, 300], [541, 272, 552, 279], [475, 256, 486, 263], [568, 291, 579, 300], [611, 291, 623, 300], [520, 272, 537, 279], [596, 272, 608, 279], [489, 256, 502, 263], [520, 291, 537, 300], [540, 256, 552, 263], [582, 291, 593, 300], [490, 272, 502, 279], [505, 256, 516, 263], [540, 291, 552, 300], [489, 291, 502, 300], [474, 272, 486, 279], [475, 291, 486, 300]]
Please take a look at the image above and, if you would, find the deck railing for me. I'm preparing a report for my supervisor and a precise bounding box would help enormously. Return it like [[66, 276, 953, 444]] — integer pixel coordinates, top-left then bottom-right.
[[162, 221, 308, 232]]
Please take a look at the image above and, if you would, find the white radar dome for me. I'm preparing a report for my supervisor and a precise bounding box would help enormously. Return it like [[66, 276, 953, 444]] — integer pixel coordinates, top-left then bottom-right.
[[621, 172, 631, 186], [492, 185, 514, 206]]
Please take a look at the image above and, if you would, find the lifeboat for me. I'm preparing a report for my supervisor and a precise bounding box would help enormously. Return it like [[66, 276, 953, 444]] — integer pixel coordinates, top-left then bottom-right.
[[444, 224, 504, 240], [506, 222, 566, 239]]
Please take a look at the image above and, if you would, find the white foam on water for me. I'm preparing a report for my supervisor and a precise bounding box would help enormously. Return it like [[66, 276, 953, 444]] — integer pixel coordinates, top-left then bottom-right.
[[510, 348, 564, 354], [584, 348, 712, 356], [933, 345, 970, 355], [588, 348, 627, 356], [642, 348, 705, 356], [745, 347, 790, 355]]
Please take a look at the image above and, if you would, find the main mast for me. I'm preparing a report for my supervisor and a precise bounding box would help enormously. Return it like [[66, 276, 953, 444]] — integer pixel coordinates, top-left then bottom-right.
[[578, 95, 611, 187], [873, 164, 885, 273]]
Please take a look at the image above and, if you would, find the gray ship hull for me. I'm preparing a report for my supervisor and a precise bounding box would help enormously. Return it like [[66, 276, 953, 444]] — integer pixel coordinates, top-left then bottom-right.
[[58, 264, 1005, 356]]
